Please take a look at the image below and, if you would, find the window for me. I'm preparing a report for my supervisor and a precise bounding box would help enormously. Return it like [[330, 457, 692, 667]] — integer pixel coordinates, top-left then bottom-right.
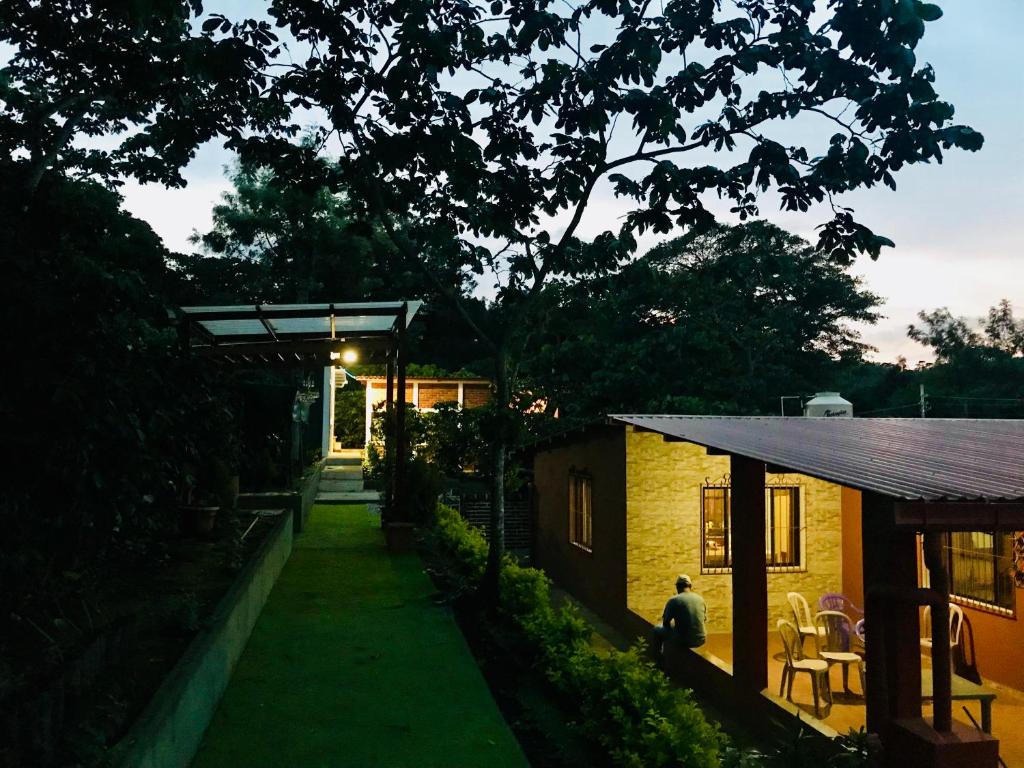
[[701, 486, 801, 571], [568, 472, 592, 552], [702, 487, 730, 569], [945, 531, 1014, 612], [766, 487, 800, 567]]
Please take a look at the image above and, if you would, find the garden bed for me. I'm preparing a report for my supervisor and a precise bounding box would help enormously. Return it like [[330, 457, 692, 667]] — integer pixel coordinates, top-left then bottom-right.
[[419, 504, 878, 768], [418, 539, 603, 768], [0, 511, 282, 768]]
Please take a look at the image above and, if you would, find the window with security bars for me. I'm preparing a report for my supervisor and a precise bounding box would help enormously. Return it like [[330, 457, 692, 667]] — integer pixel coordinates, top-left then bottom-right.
[[944, 531, 1014, 611], [568, 472, 592, 552], [701, 486, 801, 570]]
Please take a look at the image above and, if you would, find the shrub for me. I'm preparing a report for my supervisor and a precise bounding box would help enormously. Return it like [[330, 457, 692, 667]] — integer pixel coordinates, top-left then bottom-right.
[[431, 502, 726, 768], [434, 503, 487, 580]]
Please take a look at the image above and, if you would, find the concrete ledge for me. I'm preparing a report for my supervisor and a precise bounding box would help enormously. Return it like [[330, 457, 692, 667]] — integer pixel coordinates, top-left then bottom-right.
[[298, 459, 325, 529], [107, 513, 293, 768], [626, 609, 843, 751], [238, 492, 301, 531], [238, 460, 322, 535]]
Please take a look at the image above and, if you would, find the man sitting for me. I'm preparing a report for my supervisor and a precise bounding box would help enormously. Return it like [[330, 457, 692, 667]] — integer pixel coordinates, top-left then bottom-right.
[[652, 574, 707, 657]]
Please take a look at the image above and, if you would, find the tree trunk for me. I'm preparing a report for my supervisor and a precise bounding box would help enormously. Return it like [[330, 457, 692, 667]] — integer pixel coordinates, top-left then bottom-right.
[[482, 344, 509, 601]]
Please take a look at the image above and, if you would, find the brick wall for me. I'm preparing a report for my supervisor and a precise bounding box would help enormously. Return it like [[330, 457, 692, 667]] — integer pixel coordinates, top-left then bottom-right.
[[625, 429, 844, 634], [418, 383, 459, 409], [454, 494, 531, 550], [462, 383, 491, 408]]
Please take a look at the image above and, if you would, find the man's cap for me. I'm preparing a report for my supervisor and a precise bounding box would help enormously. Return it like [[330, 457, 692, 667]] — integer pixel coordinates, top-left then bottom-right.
[[676, 574, 692, 588]]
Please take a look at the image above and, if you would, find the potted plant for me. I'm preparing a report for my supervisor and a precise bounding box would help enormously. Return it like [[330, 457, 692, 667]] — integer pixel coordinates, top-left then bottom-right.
[[179, 401, 241, 538]]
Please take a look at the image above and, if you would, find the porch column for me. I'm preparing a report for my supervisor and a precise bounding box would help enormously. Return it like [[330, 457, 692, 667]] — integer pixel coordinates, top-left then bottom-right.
[[730, 454, 768, 693], [922, 532, 953, 732], [384, 351, 395, 523], [364, 380, 373, 448], [321, 365, 333, 458], [393, 302, 408, 521], [862, 492, 921, 735]]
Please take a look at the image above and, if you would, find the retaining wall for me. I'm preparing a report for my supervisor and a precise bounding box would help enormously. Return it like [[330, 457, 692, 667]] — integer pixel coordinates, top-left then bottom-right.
[[107, 512, 293, 768]]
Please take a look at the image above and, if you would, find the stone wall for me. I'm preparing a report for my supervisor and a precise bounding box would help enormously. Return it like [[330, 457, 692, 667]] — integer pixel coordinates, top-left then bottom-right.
[[625, 429, 844, 634]]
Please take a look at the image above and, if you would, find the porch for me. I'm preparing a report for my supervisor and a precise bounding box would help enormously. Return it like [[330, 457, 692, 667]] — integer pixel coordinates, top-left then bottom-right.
[[612, 414, 1024, 768], [695, 632, 1024, 766]]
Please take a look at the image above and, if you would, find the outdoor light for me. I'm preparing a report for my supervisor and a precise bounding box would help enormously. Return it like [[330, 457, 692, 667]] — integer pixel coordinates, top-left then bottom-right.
[[341, 348, 358, 365]]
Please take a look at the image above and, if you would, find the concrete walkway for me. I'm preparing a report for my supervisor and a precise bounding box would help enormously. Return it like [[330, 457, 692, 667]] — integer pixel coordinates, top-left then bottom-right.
[[191, 505, 528, 768]]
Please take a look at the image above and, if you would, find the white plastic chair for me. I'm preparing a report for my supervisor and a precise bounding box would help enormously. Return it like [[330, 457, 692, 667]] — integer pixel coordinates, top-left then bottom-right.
[[778, 619, 831, 717], [814, 610, 865, 695], [787, 592, 825, 651], [921, 603, 964, 651]]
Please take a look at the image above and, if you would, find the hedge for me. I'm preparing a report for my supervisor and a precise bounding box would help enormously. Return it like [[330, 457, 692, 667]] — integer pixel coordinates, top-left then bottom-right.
[[430, 504, 876, 768], [433, 503, 725, 768]]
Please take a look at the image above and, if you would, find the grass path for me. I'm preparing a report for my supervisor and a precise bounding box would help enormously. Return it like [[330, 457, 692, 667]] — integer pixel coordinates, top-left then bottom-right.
[[191, 505, 529, 768]]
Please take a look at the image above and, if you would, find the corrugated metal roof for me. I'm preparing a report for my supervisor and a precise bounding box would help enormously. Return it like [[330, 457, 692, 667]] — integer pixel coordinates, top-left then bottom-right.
[[608, 415, 1024, 502]]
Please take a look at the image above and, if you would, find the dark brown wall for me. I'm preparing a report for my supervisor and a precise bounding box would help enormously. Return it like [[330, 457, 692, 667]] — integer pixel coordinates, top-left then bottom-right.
[[533, 426, 628, 628], [841, 486, 864, 609]]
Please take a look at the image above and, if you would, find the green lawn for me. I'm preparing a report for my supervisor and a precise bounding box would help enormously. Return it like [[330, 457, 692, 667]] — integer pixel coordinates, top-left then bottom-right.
[[191, 505, 529, 768]]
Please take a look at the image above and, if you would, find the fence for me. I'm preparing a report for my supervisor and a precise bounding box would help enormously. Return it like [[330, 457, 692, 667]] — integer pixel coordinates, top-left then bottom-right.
[[445, 492, 532, 551]]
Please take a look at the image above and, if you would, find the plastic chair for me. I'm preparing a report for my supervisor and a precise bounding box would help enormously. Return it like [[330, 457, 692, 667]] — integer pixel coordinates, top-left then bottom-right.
[[778, 619, 831, 717], [787, 592, 825, 651], [818, 592, 865, 623], [921, 603, 964, 651], [814, 610, 866, 695]]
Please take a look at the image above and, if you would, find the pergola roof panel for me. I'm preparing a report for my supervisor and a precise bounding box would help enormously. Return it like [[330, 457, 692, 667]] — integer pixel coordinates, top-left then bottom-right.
[[177, 300, 422, 366]]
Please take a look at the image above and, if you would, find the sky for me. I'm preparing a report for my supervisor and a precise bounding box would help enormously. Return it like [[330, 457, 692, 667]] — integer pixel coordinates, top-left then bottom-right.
[[108, 1, 1023, 364]]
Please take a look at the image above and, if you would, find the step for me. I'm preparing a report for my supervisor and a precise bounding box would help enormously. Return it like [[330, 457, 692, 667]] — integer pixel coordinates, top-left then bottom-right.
[[322, 466, 363, 480], [326, 457, 363, 468], [315, 490, 382, 504], [319, 479, 365, 493]]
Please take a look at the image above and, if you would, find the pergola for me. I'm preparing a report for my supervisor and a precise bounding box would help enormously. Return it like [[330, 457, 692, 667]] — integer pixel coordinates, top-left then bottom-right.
[[176, 301, 422, 526], [609, 415, 1024, 768]]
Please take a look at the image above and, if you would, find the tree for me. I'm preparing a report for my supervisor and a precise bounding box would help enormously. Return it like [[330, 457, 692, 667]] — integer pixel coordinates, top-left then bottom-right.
[[237, 0, 982, 591], [182, 157, 474, 304], [532, 221, 881, 419], [908, 300, 1024, 361], [0, 0, 281, 195]]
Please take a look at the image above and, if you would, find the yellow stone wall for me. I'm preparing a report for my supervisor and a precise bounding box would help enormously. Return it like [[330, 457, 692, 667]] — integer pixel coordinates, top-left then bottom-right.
[[625, 429, 845, 634]]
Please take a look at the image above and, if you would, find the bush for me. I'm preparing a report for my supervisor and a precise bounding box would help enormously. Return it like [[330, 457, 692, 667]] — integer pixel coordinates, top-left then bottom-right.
[[434, 503, 488, 580], [431, 502, 876, 768], [432, 503, 726, 768]]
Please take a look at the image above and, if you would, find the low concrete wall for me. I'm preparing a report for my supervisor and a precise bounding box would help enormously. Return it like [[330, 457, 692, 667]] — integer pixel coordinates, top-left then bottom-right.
[[627, 609, 842, 753], [298, 459, 324, 529], [107, 513, 293, 768], [237, 459, 323, 534]]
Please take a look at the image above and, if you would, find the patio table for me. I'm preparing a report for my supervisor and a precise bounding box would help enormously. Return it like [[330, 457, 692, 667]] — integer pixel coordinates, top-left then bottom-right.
[[921, 672, 997, 733]]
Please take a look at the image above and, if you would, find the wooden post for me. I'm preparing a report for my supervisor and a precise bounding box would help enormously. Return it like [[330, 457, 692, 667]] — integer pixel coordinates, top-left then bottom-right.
[[862, 492, 921, 736], [731, 454, 768, 693], [393, 303, 408, 522], [922, 532, 953, 732], [384, 350, 395, 524]]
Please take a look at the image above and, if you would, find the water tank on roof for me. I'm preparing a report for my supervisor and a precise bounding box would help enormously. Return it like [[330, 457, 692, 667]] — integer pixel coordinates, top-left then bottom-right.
[[803, 392, 853, 418]]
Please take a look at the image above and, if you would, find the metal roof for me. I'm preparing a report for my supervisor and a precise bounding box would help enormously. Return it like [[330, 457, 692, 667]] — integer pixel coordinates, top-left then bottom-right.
[[608, 415, 1024, 502], [176, 301, 422, 366]]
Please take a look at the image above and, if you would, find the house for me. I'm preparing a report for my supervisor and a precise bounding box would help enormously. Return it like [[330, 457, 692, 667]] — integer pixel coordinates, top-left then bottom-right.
[[323, 369, 492, 454], [532, 413, 1024, 768]]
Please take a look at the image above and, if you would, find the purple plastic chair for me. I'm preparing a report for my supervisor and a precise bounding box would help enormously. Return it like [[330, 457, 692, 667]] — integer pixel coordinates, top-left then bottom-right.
[[818, 593, 864, 650]]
